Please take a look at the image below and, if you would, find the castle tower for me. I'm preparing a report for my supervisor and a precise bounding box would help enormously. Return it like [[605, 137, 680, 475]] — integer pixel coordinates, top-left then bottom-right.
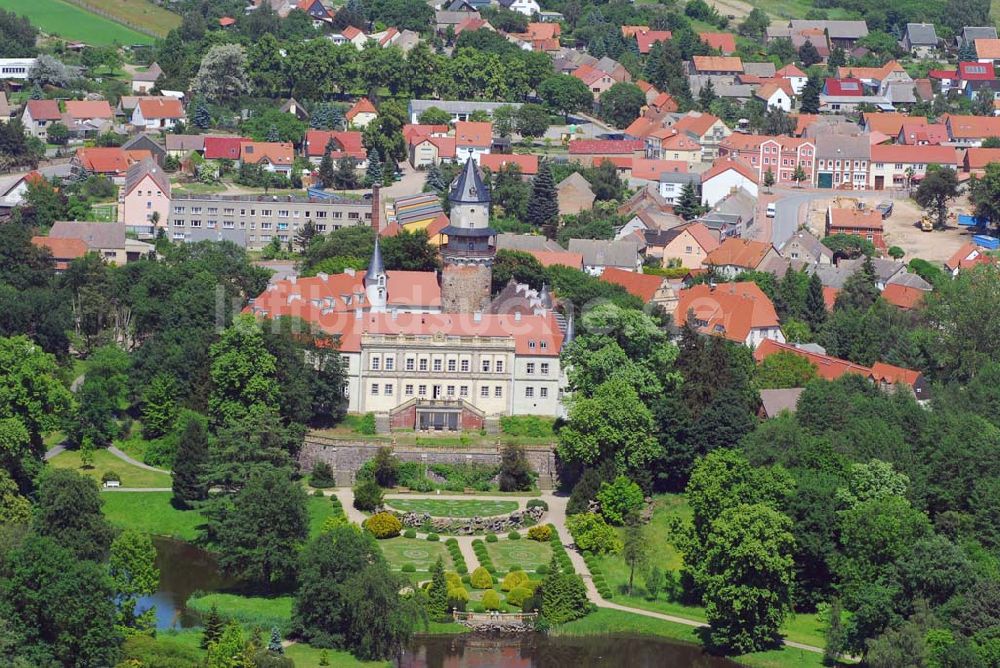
[[365, 236, 387, 313], [440, 158, 495, 313]]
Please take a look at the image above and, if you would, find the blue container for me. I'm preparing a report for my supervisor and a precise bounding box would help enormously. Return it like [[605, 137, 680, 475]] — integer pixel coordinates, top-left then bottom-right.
[[973, 234, 1000, 250], [958, 214, 978, 227]]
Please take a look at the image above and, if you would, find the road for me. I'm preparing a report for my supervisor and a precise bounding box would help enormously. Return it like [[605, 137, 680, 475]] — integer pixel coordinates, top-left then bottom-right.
[[770, 188, 894, 248]]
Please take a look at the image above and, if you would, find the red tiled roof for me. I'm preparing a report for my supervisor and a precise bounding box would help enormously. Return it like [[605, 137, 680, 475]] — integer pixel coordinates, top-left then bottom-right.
[[959, 61, 995, 80], [871, 362, 921, 386], [137, 97, 184, 119], [239, 142, 294, 166], [572, 64, 612, 86], [346, 98, 377, 121], [649, 128, 701, 152], [525, 250, 583, 269], [219, 16, 236, 26], [64, 100, 113, 120], [881, 283, 927, 310], [672, 111, 722, 137], [524, 22, 559, 41], [479, 153, 538, 175], [825, 77, 864, 96], [753, 339, 871, 381], [631, 158, 688, 180], [864, 112, 924, 136], [836, 60, 905, 81], [26, 99, 61, 121], [870, 144, 958, 165], [600, 267, 666, 302], [704, 238, 774, 269], [31, 236, 88, 267], [776, 63, 806, 78], [568, 139, 644, 154], [947, 114, 1000, 139], [964, 147, 1000, 169], [675, 282, 780, 343], [75, 147, 132, 174], [684, 222, 720, 254], [403, 124, 449, 144], [975, 38, 1000, 59], [635, 30, 672, 54], [822, 286, 839, 311], [455, 121, 492, 148], [702, 156, 758, 184], [945, 241, 994, 271], [692, 56, 743, 73], [898, 122, 947, 145], [304, 130, 365, 159], [203, 136, 249, 160], [828, 207, 883, 231], [929, 69, 957, 80], [699, 32, 736, 54], [649, 92, 678, 111], [341, 26, 363, 39]]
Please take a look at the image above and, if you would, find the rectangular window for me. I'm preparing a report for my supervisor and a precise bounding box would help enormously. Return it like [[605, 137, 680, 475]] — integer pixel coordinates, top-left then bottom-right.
[[527, 363, 535, 374], [384, 384, 393, 396], [419, 358, 428, 372], [461, 359, 470, 373], [460, 385, 469, 397], [540, 387, 548, 398], [495, 360, 504, 373], [371, 383, 379, 395], [370, 356, 380, 370], [405, 357, 415, 371], [432, 359, 442, 372], [525, 387, 534, 398], [481, 359, 490, 372], [480, 386, 489, 397], [405, 384, 414, 396], [494, 386, 502, 398], [447, 385, 455, 396], [541, 363, 550, 374], [447, 359, 456, 372], [384, 357, 394, 371], [418, 385, 427, 396]]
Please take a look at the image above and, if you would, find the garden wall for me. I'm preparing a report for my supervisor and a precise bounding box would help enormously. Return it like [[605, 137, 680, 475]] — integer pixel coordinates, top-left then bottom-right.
[[299, 436, 558, 488]]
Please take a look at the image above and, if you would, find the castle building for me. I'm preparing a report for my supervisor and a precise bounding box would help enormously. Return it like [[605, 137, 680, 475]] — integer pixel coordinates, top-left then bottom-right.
[[247, 159, 569, 430]]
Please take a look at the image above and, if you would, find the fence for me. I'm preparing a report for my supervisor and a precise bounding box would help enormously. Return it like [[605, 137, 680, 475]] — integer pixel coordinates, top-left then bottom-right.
[[61, 0, 162, 40], [453, 611, 538, 626]]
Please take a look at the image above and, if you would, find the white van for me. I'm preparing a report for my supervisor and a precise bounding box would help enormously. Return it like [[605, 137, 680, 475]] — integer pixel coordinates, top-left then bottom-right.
[[766, 202, 776, 218]]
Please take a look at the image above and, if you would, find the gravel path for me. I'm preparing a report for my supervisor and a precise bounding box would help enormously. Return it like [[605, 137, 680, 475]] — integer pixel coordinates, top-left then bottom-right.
[[107, 445, 170, 474]]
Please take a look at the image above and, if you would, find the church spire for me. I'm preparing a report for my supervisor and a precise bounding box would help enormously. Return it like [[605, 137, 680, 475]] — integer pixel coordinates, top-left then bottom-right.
[[365, 236, 387, 312], [366, 235, 384, 279], [449, 157, 490, 205]]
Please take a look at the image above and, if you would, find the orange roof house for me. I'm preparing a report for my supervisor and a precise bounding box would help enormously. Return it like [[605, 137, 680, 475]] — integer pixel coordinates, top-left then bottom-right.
[[599, 267, 677, 311], [31, 236, 88, 271], [74, 147, 142, 176], [703, 238, 778, 276], [826, 206, 886, 250], [346, 98, 378, 127], [691, 56, 743, 74], [881, 283, 927, 310], [136, 97, 184, 119], [455, 121, 493, 149], [945, 241, 995, 275], [946, 114, 1000, 142], [699, 32, 737, 54], [64, 100, 114, 121], [479, 153, 538, 176], [863, 112, 924, 137], [975, 38, 1000, 60], [753, 339, 873, 380], [525, 249, 584, 270], [675, 282, 783, 348], [239, 142, 294, 171]]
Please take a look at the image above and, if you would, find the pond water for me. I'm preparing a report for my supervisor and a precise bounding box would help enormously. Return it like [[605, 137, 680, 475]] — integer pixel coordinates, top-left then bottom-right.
[[399, 634, 742, 668], [148, 538, 741, 667]]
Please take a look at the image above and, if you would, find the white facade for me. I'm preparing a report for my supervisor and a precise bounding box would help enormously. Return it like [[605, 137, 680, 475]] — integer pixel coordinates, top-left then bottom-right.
[[761, 88, 792, 112], [0, 58, 36, 80], [130, 106, 179, 131], [504, 0, 541, 15], [745, 326, 786, 349], [701, 169, 759, 208]]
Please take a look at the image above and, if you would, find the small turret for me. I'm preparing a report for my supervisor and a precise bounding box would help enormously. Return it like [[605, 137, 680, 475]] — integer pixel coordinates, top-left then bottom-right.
[[365, 236, 387, 312]]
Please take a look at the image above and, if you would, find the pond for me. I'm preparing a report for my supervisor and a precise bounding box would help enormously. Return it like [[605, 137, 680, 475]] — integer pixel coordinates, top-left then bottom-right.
[[148, 538, 741, 667], [399, 634, 742, 668]]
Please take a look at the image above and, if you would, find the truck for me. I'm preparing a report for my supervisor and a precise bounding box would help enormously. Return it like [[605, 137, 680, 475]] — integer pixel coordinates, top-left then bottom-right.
[[920, 217, 933, 232]]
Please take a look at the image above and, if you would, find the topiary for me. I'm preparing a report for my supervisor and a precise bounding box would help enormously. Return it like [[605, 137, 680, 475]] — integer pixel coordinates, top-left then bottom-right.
[[528, 525, 552, 542], [446, 572, 463, 588], [404, 529, 417, 538], [447, 585, 470, 611], [501, 570, 529, 592], [482, 589, 501, 611], [363, 511, 402, 538], [486, 533, 498, 543], [506, 586, 532, 607], [427, 533, 440, 541], [470, 566, 494, 589], [508, 530, 521, 540], [526, 499, 548, 511], [401, 564, 416, 572]]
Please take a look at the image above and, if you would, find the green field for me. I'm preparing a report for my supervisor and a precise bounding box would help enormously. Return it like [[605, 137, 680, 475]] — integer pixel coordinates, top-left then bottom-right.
[[0, 0, 154, 44], [386, 498, 519, 518], [69, 0, 179, 37], [187, 593, 294, 634], [49, 448, 172, 488], [485, 538, 552, 572]]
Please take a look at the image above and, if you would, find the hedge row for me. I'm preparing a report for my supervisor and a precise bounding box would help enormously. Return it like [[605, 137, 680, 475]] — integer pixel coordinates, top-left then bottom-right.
[[445, 538, 468, 574], [548, 524, 574, 575], [471, 539, 498, 575], [582, 552, 613, 599]]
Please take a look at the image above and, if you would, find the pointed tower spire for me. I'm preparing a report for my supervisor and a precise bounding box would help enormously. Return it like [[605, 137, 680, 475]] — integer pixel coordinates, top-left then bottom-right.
[[449, 157, 490, 205], [365, 236, 387, 312], [539, 282, 552, 308], [366, 235, 384, 278], [563, 310, 575, 347]]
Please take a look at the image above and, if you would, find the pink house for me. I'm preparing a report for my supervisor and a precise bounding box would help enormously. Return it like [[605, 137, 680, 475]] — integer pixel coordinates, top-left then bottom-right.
[[120, 158, 170, 233]]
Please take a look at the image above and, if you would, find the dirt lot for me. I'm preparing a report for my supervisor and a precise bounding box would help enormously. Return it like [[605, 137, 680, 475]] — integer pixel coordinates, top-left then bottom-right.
[[805, 196, 974, 265]]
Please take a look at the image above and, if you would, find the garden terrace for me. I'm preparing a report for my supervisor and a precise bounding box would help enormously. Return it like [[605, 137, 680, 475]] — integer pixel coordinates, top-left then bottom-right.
[[385, 498, 520, 518]]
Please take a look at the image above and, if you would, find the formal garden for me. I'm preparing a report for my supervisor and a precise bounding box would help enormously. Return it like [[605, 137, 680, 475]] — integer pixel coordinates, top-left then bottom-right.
[[385, 498, 520, 517]]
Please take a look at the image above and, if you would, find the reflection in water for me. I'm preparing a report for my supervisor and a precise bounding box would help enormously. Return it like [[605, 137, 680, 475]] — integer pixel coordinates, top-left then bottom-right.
[[398, 633, 742, 668], [142, 537, 236, 630]]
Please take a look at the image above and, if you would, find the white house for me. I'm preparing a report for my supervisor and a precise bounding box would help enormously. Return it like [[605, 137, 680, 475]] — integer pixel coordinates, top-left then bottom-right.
[[131, 97, 184, 131], [700, 158, 759, 208], [499, 0, 541, 15], [776, 64, 808, 95], [0, 58, 37, 81], [755, 83, 792, 112]]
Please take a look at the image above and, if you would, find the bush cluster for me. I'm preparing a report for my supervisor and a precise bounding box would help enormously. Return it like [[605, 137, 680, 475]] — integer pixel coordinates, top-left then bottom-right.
[[471, 540, 497, 574], [363, 511, 402, 539], [526, 499, 548, 511], [445, 538, 467, 574], [566, 513, 622, 554], [508, 530, 521, 540], [583, 554, 613, 599], [404, 529, 417, 539], [481, 589, 501, 611], [309, 461, 336, 488], [426, 533, 439, 542], [548, 524, 575, 574], [486, 533, 498, 543], [401, 564, 416, 573], [501, 570, 529, 592], [527, 525, 551, 542], [470, 566, 494, 590], [352, 479, 383, 512]]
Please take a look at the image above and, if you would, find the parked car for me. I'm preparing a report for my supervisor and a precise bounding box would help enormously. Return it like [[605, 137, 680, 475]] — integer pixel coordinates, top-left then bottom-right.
[[766, 202, 776, 218], [877, 201, 893, 218]]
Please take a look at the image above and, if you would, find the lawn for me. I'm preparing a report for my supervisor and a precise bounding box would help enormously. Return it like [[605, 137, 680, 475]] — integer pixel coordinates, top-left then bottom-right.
[[485, 538, 552, 572], [90, 203, 117, 222], [171, 181, 228, 195], [187, 593, 294, 634], [555, 609, 831, 668], [378, 536, 454, 572], [385, 498, 519, 518], [0, 0, 154, 44], [49, 448, 172, 488], [101, 491, 206, 541], [591, 494, 826, 649]]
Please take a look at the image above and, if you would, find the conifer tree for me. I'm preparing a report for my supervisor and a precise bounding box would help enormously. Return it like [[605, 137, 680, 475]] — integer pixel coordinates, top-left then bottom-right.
[[675, 181, 703, 220], [526, 160, 559, 234], [172, 413, 209, 509], [800, 74, 821, 114], [331, 106, 346, 131], [763, 168, 775, 193], [805, 268, 827, 330], [192, 98, 211, 130], [426, 163, 446, 193], [294, 220, 317, 251], [698, 79, 717, 112], [30, 83, 44, 100], [268, 627, 284, 653], [427, 557, 449, 622], [365, 149, 383, 187], [317, 138, 336, 188], [334, 156, 359, 189], [201, 603, 225, 649]]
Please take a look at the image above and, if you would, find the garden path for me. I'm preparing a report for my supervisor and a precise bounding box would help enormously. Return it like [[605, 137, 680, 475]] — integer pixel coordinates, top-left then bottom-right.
[[107, 445, 170, 474]]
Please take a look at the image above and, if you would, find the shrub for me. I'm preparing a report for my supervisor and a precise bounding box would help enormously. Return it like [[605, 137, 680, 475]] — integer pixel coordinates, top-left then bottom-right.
[[506, 586, 532, 607], [541, 572, 589, 624], [352, 479, 384, 511], [372, 447, 399, 488], [427, 533, 440, 542], [509, 565, 523, 572], [363, 511, 402, 538], [526, 499, 548, 511], [501, 570, 529, 592], [356, 412, 376, 435], [498, 443, 535, 491], [566, 513, 622, 554], [508, 530, 521, 540], [470, 567, 494, 589], [401, 564, 416, 572], [486, 533, 498, 543], [482, 589, 501, 611], [312, 489, 324, 497], [101, 471, 120, 483], [446, 572, 462, 588], [310, 461, 335, 488], [404, 529, 417, 539], [447, 586, 469, 611], [527, 525, 552, 542], [596, 476, 645, 525], [471, 603, 485, 613], [535, 564, 549, 575], [461, 574, 471, 584]]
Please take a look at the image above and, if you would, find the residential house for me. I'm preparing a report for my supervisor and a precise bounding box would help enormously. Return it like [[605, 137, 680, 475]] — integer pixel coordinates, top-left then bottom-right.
[[203, 135, 248, 161], [0, 171, 43, 217], [718, 135, 816, 186], [675, 282, 784, 349], [600, 266, 678, 313], [409, 133, 456, 167], [165, 134, 205, 158], [499, 0, 541, 16], [455, 121, 492, 163], [700, 32, 736, 54], [671, 111, 730, 159], [567, 139, 644, 167], [408, 100, 520, 124], [621, 27, 672, 54], [74, 147, 148, 184], [568, 238, 643, 275], [897, 122, 948, 145], [279, 98, 310, 122], [48, 221, 151, 266], [962, 147, 1000, 174], [653, 168, 698, 202], [21, 99, 62, 140], [776, 63, 808, 95], [976, 38, 1000, 64], [297, 0, 333, 23], [130, 62, 162, 94], [787, 20, 868, 48], [945, 115, 1000, 146], [700, 189, 756, 239], [122, 134, 167, 166], [754, 82, 792, 111], [0, 92, 12, 123], [815, 133, 870, 190], [691, 56, 744, 76], [869, 144, 959, 189], [572, 63, 617, 99], [63, 100, 114, 138], [824, 77, 864, 97], [645, 222, 719, 269], [903, 23, 938, 57], [479, 153, 538, 176], [871, 362, 932, 401], [645, 128, 702, 167], [435, 10, 480, 32], [131, 97, 184, 131], [700, 158, 759, 208], [120, 158, 170, 235], [961, 26, 997, 46], [881, 282, 929, 310], [239, 141, 294, 176], [331, 25, 369, 47], [31, 236, 88, 271], [556, 173, 595, 215], [594, 56, 632, 83], [303, 130, 366, 165], [346, 98, 378, 129], [779, 230, 833, 265], [618, 208, 681, 239], [836, 61, 911, 93], [826, 205, 886, 250], [753, 340, 874, 381], [945, 241, 995, 275], [862, 112, 923, 137], [759, 388, 805, 418], [703, 237, 779, 278]]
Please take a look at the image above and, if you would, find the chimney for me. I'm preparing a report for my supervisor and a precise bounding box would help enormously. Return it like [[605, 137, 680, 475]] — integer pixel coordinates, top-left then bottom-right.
[[371, 184, 381, 235]]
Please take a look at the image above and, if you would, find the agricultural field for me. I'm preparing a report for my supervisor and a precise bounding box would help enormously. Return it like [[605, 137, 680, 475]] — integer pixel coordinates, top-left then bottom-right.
[[69, 0, 178, 37], [386, 498, 520, 517], [0, 0, 155, 44]]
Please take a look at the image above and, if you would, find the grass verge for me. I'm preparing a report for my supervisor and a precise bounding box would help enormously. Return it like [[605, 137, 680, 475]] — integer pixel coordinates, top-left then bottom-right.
[[187, 593, 294, 634], [49, 448, 171, 488], [101, 491, 205, 541]]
